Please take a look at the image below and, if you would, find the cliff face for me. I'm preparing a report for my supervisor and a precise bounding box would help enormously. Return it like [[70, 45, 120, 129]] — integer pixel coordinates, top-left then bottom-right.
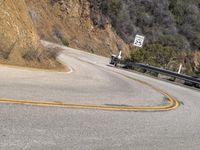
[[0, 0, 41, 63], [26, 0, 129, 57], [0, 0, 63, 69]]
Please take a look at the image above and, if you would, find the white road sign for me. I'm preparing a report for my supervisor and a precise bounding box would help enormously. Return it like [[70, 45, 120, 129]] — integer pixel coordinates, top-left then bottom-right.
[[133, 34, 145, 48]]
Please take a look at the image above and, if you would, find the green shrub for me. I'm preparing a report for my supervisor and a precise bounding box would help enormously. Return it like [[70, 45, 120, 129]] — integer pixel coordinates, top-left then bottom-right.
[[169, 0, 187, 25], [106, 0, 121, 17], [193, 33, 200, 49], [130, 44, 179, 67], [62, 38, 69, 46], [159, 34, 189, 50], [101, 0, 121, 27]]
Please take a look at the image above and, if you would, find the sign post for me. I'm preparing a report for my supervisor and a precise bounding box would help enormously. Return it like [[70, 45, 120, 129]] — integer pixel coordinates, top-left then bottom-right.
[[178, 63, 183, 74]]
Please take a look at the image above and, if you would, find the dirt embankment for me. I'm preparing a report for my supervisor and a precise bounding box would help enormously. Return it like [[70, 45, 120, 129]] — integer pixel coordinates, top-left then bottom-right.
[[0, 0, 64, 70], [25, 0, 129, 57]]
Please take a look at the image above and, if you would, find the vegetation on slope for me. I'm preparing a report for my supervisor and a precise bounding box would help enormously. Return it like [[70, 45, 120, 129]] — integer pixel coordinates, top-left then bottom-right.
[[130, 44, 200, 76], [90, 0, 200, 76], [91, 0, 200, 50]]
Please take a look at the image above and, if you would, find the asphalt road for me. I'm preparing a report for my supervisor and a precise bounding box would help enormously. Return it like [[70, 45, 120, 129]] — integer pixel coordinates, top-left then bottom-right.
[[0, 41, 200, 149]]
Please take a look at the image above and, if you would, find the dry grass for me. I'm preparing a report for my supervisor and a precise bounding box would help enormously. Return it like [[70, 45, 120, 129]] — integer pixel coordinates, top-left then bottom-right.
[[0, 0, 68, 72], [0, 46, 67, 72]]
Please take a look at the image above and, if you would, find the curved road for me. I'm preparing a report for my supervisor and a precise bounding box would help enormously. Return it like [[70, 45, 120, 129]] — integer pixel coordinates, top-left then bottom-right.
[[0, 41, 199, 149]]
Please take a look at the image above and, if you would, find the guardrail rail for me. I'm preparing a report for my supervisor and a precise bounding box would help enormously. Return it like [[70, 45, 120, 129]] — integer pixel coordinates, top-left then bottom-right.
[[120, 60, 200, 88]]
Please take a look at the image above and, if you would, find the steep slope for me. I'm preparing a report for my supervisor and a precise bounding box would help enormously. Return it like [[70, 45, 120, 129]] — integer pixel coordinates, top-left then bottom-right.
[[0, 0, 63, 69], [25, 0, 129, 57], [91, 0, 200, 50], [90, 0, 200, 75]]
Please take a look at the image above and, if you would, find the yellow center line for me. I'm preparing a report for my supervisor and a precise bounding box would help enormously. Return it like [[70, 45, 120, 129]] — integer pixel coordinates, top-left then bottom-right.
[[0, 74, 180, 111], [0, 96, 179, 111]]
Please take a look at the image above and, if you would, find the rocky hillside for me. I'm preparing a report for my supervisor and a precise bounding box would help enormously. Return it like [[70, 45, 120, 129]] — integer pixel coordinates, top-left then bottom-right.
[[25, 0, 129, 57], [0, 0, 63, 69], [90, 0, 200, 75], [91, 0, 200, 50]]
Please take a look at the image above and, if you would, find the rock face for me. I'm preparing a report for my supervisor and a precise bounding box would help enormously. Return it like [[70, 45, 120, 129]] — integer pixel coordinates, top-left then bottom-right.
[[26, 0, 129, 57], [0, 0, 63, 69], [0, 0, 42, 63]]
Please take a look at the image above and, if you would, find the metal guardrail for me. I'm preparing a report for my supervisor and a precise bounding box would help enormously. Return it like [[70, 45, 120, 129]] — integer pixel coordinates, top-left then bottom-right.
[[123, 61, 200, 86]]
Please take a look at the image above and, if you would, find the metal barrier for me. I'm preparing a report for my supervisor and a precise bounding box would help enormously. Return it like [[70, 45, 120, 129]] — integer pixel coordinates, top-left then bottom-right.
[[123, 61, 200, 87]]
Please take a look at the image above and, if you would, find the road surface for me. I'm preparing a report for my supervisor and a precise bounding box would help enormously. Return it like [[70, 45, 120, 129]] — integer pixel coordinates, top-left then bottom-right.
[[0, 41, 199, 150]]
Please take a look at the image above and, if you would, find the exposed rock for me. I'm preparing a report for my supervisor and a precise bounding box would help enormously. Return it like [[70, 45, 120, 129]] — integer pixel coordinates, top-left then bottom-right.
[[0, 0, 42, 63], [0, 0, 63, 69], [26, 0, 129, 57]]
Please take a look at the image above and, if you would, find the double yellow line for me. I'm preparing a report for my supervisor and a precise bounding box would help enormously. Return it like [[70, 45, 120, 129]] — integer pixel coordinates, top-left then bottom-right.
[[0, 74, 180, 111], [0, 95, 179, 111]]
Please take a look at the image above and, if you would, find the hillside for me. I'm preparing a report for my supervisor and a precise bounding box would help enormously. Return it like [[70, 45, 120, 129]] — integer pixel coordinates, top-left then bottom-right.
[[25, 0, 200, 75], [91, 0, 200, 50], [0, 0, 63, 69], [25, 0, 129, 57], [90, 0, 200, 75], [0, 0, 200, 75]]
